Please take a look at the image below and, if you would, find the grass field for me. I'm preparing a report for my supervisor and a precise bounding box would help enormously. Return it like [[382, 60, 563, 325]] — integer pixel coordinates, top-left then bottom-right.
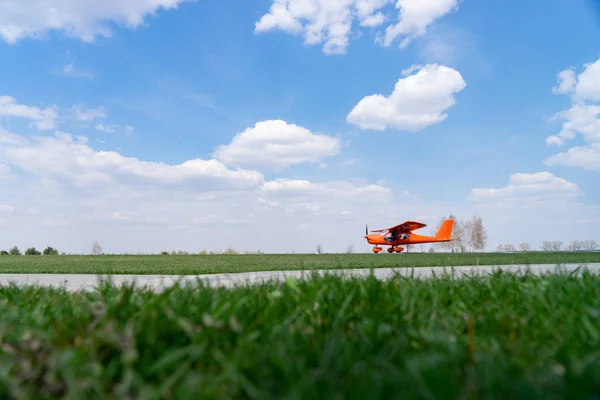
[[0, 251, 599, 275], [1, 269, 600, 399]]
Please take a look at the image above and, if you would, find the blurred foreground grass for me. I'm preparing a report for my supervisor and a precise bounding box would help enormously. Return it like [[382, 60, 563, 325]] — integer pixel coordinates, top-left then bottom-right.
[[1, 269, 600, 399]]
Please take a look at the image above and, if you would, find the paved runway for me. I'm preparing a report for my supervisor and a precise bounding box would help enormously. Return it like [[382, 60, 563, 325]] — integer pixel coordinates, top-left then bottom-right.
[[0, 263, 599, 292]]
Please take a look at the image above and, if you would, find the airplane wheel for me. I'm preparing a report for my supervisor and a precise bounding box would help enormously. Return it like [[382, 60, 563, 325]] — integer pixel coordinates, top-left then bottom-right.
[[372, 247, 382, 253], [387, 247, 394, 253]]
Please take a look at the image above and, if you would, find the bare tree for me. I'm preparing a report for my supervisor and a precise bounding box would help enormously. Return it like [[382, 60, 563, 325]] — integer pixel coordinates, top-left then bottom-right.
[[582, 240, 599, 251], [567, 240, 583, 251], [541, 241, 552, 251], [316, 244, 323, 254], [91, 241, 102, 255], [461, 218, 473, 252], [469, 215, 487, 251], [346, 244, 354, 254], [504, 244, 515, 252], [519, 242, 531, 252], [497, 244, 515, 252]]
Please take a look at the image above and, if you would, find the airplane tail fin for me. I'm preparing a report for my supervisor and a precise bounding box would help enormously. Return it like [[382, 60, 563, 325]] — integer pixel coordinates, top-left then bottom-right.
[[435, 219, 455, 241]]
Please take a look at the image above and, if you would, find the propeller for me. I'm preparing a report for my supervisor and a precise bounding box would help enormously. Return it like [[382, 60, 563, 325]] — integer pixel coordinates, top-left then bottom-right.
[[365, 224, 368, 236]]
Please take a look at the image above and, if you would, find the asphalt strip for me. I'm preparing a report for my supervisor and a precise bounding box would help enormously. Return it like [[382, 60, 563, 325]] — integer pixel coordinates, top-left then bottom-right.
[[1, 263, 599, 292]]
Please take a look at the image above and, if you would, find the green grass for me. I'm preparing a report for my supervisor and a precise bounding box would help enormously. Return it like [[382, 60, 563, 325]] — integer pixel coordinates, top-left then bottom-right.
[[1, 269, 600, 399], [0, 251, 599, 275]]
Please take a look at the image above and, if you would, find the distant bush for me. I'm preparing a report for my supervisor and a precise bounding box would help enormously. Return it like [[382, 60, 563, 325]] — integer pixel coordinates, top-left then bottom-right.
[[8, 246, 21, 255], [25, 247, 42, 255], [43, 246, 59, 255], [223, 247, 240, 255], [160, 251, 168, 255], [0, 250, 8, 255]]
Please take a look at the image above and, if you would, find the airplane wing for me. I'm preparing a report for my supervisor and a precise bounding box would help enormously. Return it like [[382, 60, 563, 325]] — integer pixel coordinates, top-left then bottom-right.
[[387, 220, 427, 233]]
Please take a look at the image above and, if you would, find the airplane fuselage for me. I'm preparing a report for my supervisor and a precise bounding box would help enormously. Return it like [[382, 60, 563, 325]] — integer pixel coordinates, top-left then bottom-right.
[[364, 219, 457, 253], [364, 233, 454, 246]]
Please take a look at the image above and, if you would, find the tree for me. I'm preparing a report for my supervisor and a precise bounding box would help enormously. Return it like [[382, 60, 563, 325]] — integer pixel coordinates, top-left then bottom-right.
[[497, 244, 515, 252], [519, 242, 531, 252], [91, 241, 102, 255], [582, 240, 599, 251], [345, 245, 354, 254], [0, 250, 8, 255], [469, 216, 487, 251], [316, 244, 323, 254], [25, 247, 41, 255], [9, 246, 21, 255], [567, 240, 583, 251], [460, 218, 473, 252], [43, 246, 59, 255]]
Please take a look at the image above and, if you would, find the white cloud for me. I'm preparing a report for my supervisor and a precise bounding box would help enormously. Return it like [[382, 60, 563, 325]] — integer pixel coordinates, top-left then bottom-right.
[[551, 60, 600, 101], [573, 59, 600, 102], [95, 122, 117, 133], [63, 62, 95, 79], [70, 105, 132, 135], [213, 120, 340, 171], [468, 172, 581, 204], [0, 96, 58, 130], [545, 58, 600, 170], [380, 0, 461, 48], [547, 103, 600, 146], [0, 127, 407, 253], [0, 0, 196, 44], [71, 105, 106, 121], [0, 204, 15, 213], [0, 130, 264, 191], [255, 0, 460, 54], [545, 144, 600, 171], [552, 68, 576, 95], [346, 63, 466, 131], [262, 178, 393, 204]]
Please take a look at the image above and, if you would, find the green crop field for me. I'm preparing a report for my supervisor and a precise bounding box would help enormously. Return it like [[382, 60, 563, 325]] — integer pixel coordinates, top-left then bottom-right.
[[0, 251, 599, 275], [2, 269, 600, 399]]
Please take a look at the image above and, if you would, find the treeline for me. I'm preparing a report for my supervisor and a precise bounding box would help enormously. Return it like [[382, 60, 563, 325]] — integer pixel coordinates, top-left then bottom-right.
[[0, 246, 61, 255], [497, 240, 599, 252]]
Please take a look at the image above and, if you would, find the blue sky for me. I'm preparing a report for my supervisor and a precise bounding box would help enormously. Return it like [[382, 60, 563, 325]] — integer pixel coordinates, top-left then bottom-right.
[[0, 0, 599, 254]]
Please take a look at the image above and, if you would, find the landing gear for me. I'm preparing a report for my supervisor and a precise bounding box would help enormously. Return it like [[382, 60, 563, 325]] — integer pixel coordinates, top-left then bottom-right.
[[387, 246, 405, 253], [373, 246, 404, 253]]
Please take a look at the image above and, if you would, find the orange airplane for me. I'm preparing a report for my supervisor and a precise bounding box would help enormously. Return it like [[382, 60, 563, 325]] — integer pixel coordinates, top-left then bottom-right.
[[364, 219, 456, 253]]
